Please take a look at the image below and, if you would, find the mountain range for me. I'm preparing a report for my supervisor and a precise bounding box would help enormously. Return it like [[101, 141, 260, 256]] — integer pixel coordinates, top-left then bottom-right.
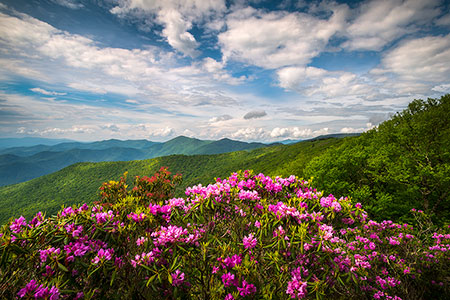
[[0, 136, 272, 186], [0, 136, 345, 224]]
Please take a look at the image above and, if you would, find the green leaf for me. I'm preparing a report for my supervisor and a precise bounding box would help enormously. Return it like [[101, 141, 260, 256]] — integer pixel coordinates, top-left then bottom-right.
[[146, 274, 157, 287], [88, 266, 100, 278], [110, 269, 117, 286], [58, 262, 68, 272]]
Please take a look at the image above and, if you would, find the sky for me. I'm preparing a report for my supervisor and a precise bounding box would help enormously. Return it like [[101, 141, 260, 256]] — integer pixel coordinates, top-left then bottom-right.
[[0, 0, 449, 142]]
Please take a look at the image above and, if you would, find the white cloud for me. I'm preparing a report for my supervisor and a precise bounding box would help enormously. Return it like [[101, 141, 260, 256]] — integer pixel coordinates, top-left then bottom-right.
[[125, 99, 140, 104], [158, 9, 199, 57], [0, 58, 47, 81], [243, 110, 267, 120], [432, 83, 450, 93], [378, 34, 450, 82], [25, 126, 95, 136], [269, 127, 331, 139], [50, 0, 84, 10], [219, 5, 348, 69], [30, 87, 66, 96], [371, 34, 450, 94], [0, 9, 244, 112], [340, 123, 374, 134], [343, 0, 442, 51], [229, 126, 333, 142], [270, 127, 312, 138], [101, 124, 120, 132], [209, 114, 233, 123], [149, 126, 175, 138], [277, 66, 326, 90], [201, 57, 246, 85], [230, 127, 267, 141], [277, 66, 374, 99], [110, 0, 226, 57]]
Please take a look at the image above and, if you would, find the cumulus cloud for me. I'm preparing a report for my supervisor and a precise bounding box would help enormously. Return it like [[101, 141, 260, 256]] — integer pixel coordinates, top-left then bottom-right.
[[230, 126, 334, 141], [201, 57, 246, 85], [269, 127, 331, 139], [209, 114, 233, 123], [243, 110, 267, 120], [158, 9, 199, 57], [230, 127, 267, 141], [149, 126, 175, 138], [219, 5, 348, 69], [0, 8, 244, 114], [30, 87, 66, 96], [110, 0, 226, 57], [277, 66, 374, 99], [371, 34, 450, 94], [343, 0, 442, 51]]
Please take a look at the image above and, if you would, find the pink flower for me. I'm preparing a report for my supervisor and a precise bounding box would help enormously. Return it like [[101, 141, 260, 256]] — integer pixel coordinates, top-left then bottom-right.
[[10, 216, 27, 234], [286, 267, 308, 299], [221, 272, 237, 287], [243, 233, 257, 249], [127, 212, 147, 223], [136, 237, 148, 246], [221, 254, 242, 269], [17, 280, 37, 298], [224, 294, 234, 300], [237, 280, 256, 296], [171, 269, 185, 286], [91, 248, 114, 264], [254, 221, 261, 228]]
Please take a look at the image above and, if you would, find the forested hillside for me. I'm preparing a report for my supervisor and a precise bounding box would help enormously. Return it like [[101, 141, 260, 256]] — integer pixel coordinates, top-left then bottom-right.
[[0, 138, 342, 224], [305, 94, 450, 224]]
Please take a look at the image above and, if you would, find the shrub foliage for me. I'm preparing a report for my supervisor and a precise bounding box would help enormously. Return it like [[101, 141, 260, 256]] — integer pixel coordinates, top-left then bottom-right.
[[1, 167, 449, 299]]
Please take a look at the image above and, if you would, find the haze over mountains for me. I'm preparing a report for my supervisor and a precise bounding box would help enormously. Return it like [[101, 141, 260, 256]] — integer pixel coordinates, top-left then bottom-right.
[[0, 136, 271, 186], [0, 134, 360, 187]]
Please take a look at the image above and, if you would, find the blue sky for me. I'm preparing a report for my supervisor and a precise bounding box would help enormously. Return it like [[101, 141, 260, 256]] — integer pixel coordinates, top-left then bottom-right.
[[0, 0, 449, 142]]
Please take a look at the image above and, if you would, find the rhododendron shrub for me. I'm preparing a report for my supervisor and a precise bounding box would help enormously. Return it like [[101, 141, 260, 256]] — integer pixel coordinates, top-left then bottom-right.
[[1, 169, 449, 299]]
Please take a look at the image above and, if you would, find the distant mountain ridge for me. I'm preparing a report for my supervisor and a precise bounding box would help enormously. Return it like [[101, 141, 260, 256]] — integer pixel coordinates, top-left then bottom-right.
[[0, 136, 270, 186], [0, 137, 75, 149]]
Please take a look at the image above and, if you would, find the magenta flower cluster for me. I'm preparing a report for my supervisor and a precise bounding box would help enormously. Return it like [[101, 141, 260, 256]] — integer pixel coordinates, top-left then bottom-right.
[[1, 170, 449, 299]]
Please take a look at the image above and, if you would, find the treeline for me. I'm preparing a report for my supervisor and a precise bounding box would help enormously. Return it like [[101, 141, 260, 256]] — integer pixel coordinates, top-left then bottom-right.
[[305, 94, 450, 224]]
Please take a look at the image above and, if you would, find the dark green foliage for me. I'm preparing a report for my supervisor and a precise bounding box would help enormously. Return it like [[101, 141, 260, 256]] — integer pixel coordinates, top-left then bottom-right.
[[0, 138, 343, 224], [305, 94, 450, 224]]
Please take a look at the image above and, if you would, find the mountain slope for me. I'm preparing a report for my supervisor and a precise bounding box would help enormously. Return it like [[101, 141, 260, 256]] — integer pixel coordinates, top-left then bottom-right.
[[0, 136, 270, 186], [0, 137, 344, 224], [195, 138, 267, 154]]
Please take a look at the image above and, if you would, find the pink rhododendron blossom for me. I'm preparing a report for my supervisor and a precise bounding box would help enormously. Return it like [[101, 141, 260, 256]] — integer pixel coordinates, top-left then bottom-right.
[[243, 233, 257, 249], [136, 236, 148, 246], [237, 280, 257, 296], [221, 272, 237, 287], [171, 269, 185, 286], [91, 248, 114, 264], [10, 216, 27, 234]]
